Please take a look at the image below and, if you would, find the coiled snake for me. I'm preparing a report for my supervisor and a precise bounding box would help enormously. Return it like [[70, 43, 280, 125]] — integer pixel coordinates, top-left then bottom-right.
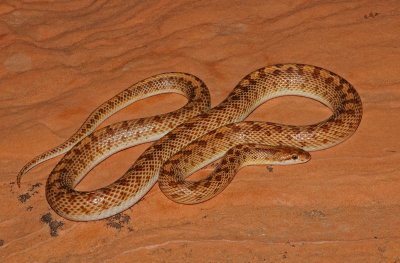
[[17, 64, 362, 221]]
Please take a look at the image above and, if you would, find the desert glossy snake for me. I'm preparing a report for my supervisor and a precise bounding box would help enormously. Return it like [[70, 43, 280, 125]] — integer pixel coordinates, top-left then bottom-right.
[[18, 64, 362, 221]]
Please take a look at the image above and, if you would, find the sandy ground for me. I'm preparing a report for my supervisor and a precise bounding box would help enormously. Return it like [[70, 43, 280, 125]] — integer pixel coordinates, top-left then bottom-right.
[[1, 1, 400, 262]]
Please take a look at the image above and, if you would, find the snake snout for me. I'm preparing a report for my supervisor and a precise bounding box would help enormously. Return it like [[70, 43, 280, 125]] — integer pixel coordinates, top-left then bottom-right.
[[297, 150, 311, 163]]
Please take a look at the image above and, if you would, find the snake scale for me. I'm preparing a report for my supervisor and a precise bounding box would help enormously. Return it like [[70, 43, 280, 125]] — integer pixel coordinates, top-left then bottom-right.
[[17, 64, 362, 221]]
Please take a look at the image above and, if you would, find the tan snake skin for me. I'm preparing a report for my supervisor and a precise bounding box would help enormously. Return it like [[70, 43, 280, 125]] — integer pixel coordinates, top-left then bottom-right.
[[18, 64, 362, 221]]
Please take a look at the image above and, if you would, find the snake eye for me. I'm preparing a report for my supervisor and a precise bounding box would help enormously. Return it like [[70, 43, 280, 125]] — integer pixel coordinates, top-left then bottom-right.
[[291, 155, 298, 160]]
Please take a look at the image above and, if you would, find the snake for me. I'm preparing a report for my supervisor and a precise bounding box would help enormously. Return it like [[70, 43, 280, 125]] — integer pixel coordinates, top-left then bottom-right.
[[17, 64, 362, 221]]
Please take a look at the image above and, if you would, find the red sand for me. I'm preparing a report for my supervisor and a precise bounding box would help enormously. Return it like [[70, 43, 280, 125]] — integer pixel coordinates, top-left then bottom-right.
[[1, 1, 399, 262]]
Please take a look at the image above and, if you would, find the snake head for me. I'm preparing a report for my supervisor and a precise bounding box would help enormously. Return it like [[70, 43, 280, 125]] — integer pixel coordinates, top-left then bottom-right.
[[270, 146, 311, 165]]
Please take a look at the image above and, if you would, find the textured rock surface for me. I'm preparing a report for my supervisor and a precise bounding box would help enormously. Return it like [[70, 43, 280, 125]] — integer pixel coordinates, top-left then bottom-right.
[[1, 1, 400, 262]]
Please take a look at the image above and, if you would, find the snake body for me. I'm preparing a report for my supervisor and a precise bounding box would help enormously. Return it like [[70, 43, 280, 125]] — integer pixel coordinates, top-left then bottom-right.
[[18, 64, 362, 221]]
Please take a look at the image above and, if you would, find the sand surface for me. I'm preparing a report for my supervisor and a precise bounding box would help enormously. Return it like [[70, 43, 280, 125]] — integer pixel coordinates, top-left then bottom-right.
[[1, 1, 400, 262]]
